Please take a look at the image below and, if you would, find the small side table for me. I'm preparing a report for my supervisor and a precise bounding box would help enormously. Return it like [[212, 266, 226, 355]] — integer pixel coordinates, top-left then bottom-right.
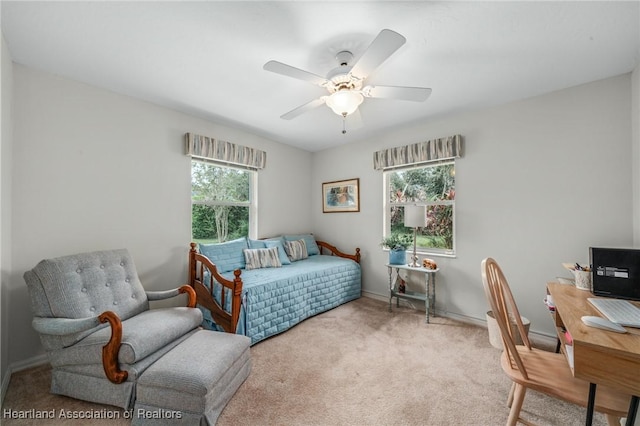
[[386, 263, 439, 323]]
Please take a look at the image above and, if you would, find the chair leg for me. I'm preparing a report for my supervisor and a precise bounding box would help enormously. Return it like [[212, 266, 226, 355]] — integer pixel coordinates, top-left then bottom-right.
[[507, 382, 515, 407], [604, 414, 621, 426], [507, 383, 526, 426]]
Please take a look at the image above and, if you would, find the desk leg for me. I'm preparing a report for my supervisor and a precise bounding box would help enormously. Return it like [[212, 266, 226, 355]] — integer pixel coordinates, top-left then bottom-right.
[[586, 383, 596, 426], [625, 395, 638, 426]]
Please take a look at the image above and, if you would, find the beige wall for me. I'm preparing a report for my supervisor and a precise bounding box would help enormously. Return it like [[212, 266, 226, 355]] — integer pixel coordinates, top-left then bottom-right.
[[6, 64, 313, 371], [1, 27, 14, 395], [633, 65, 639, 246], [312, 74, 634, 338]]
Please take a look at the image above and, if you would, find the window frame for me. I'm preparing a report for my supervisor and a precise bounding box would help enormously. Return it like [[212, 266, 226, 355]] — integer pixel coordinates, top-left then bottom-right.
[[383, 161, 456, 258], [191, 159, 258, 241]]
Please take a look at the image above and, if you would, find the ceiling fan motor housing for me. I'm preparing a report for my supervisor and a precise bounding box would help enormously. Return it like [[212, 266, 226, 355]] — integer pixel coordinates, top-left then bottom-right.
[[325, 51, 363, 94], [335, 50, 353, 66]]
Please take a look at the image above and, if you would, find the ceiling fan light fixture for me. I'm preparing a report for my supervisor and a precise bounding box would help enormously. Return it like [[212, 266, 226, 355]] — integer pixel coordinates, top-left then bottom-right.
[[265, 29, 430, 122], [325, 90, 364, 117]]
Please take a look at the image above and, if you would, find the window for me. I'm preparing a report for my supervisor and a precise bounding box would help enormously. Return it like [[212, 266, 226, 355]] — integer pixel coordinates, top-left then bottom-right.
[[384, 161, 455, 256], [191, 160, 256, 243]]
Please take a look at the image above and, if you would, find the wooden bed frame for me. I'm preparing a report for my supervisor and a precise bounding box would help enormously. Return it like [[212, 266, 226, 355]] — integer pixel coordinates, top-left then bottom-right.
[[188, 241, 360, 334]]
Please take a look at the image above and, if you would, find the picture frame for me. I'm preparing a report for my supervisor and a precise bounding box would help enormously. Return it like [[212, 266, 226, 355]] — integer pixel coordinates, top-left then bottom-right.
[[322, 178, 360, 213]]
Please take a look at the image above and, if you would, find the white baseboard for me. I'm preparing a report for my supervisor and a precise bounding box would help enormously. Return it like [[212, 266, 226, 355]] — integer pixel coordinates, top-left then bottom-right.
[[1, 353, 48, 407], [361, 290, 388, 303], [360, 291, 557, 347]]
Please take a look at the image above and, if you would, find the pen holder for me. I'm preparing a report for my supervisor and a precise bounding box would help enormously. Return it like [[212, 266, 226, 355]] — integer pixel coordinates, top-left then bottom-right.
[[571, 270, 592, 291]]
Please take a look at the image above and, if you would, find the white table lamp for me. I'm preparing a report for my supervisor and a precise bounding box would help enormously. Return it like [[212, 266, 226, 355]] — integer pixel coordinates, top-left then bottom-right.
[[404, 205, 426, 267]]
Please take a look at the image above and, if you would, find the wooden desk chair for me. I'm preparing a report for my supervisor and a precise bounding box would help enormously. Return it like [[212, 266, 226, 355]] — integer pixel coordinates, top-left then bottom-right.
[[481, 257, 631, 426]]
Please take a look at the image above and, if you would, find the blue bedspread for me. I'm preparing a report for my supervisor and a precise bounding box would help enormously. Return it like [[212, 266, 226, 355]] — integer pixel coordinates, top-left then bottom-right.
[[199, 255, 361, 344]]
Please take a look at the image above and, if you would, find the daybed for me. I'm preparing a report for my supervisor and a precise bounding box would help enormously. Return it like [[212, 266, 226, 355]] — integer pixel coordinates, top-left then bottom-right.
[[188, 234, 361, 344]]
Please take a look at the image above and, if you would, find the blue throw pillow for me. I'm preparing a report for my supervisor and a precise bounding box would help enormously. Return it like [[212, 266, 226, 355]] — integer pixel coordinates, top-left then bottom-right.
[[199, 237, 249, 272], [284, 234, 319, 256], [248, 239, 267, 249], [264, 238, 291, 265]]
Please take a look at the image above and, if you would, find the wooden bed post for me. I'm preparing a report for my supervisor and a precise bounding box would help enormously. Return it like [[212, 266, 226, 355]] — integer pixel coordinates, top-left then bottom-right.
[[188, 242, 244, 334], [232, 270, 243, 331], [189, 242, 198, 288]]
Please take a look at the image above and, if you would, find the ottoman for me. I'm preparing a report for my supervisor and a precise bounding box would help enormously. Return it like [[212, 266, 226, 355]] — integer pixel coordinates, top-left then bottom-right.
[[132, 329, 251, 425]]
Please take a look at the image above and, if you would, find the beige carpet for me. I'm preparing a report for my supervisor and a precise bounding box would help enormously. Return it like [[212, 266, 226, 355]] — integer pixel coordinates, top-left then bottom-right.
[[3, 297, 609, 425]]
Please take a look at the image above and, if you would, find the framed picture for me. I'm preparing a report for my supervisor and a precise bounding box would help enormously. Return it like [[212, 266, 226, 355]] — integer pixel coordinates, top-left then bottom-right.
[[322, 178, 360, 213]]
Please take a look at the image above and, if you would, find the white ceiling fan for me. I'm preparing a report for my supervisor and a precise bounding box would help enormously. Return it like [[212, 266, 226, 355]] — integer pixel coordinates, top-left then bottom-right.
[[263, 29, 432, 131]]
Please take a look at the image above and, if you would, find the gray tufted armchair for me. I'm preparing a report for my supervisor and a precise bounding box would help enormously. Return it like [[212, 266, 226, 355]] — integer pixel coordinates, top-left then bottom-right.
[[24, 248, 203, 409]]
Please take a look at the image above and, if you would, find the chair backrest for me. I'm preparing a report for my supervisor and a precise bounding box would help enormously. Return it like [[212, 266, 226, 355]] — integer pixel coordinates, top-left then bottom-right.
[[25, 249, 149, 349], [481, 257, 532, 379]]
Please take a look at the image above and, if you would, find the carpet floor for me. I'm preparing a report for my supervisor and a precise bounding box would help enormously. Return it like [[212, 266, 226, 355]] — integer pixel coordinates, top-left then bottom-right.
[[3, 297, 612, 425]]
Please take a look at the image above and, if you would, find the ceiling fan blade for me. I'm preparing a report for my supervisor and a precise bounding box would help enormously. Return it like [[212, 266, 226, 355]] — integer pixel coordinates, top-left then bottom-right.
[[349, 29, 406, 81], [281, 97, 327, 120], [264, 60, 328, 87], [363, 85, 432, 102]]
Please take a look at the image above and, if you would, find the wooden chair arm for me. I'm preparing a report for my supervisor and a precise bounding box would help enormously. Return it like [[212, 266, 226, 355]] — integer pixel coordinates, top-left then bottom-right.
[[98, 311, 128, 384], [178, 284, 197, 308], [316, 240, 361, 263]]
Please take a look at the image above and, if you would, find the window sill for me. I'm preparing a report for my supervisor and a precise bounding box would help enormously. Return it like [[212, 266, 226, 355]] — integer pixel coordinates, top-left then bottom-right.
[[419, 251, 456, 259], [383, 248, 456, 259]]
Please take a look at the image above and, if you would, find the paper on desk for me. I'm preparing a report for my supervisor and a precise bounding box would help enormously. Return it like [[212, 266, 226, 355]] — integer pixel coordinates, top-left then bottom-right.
[[564, 345, 574, 370]]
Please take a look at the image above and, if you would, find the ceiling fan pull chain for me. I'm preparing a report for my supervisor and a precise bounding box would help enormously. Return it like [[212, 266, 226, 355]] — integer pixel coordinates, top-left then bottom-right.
[[342, 113, 347, 134]]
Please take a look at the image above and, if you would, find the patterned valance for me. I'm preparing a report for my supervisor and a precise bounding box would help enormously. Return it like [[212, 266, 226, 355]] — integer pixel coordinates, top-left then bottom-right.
[[373, 134, 463, 170], [185, 133, 266, 170]]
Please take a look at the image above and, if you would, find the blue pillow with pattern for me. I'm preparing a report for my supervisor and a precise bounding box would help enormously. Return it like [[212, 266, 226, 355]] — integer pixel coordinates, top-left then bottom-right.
[[284, 239, 309, 262], [284, 234, 319, 256], [243, 247, 282, 270]]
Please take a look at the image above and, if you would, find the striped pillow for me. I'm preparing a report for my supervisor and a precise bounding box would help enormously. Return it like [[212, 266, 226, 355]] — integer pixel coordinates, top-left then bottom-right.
[[284, 239, 308, 262], [243, 247, 282, 270]]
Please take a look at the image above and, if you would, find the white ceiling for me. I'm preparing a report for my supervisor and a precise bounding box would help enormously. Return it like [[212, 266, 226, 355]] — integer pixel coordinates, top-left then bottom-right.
[[2, 1, 639, 152]]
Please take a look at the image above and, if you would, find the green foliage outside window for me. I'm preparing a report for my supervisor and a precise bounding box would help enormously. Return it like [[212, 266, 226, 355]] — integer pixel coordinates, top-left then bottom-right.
[[191, 161, 251, 243], [388, 163, 455, 251], [191, 205, 248, 242]]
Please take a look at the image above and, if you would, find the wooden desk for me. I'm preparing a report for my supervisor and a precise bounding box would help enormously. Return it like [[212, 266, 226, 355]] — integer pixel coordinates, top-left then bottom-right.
[[547, 282, 640, 425]]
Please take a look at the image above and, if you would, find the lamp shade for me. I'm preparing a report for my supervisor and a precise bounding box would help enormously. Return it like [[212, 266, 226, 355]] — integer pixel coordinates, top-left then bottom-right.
[[404, 205, 426, 228], [325, 90, 364, 116]]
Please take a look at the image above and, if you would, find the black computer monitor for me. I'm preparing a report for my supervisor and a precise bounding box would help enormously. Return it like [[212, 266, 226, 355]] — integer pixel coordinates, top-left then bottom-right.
[[590, 247, 640, 301]]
